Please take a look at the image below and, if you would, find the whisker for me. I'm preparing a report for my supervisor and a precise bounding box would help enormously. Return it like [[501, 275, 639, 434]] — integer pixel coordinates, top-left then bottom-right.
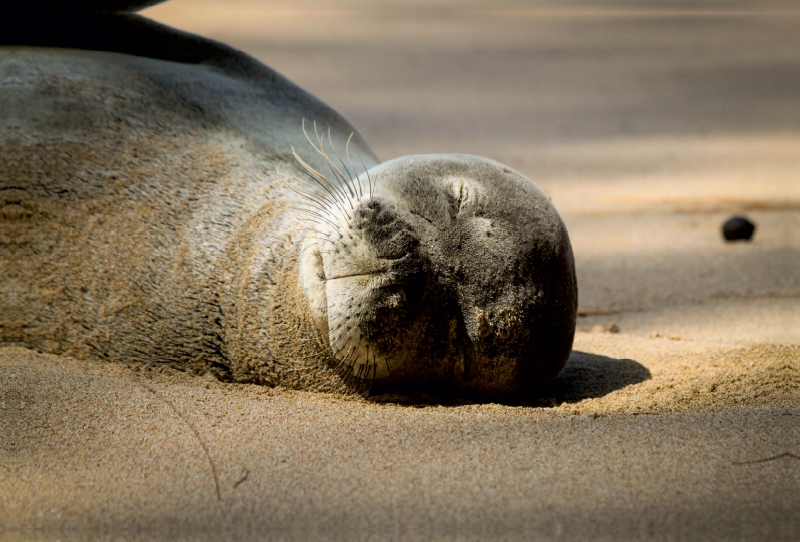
[[332, 346, 359, 376], [289, 187, 336, 212], [302, 120, 352, 207], [327, 319, 359, 339], [363, 330, 371, 382], [289, 156, 353, 226], [329, 327, 357, 352], [325, 128, 359, 201], [287, 204, 341, 232], [291, 145, 346, 205], [344, 134, 366, 202], [290, 175, 355, 228], [312, 229, 356, 250], [277, 144, 345, 210], [354, 148, 374, 200], [317, 125, 356, 205]]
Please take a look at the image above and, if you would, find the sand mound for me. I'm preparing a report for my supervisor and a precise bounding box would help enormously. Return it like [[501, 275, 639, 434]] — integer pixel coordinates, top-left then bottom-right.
[[545, 336, 799, 414], [3, 335, 796, 418]]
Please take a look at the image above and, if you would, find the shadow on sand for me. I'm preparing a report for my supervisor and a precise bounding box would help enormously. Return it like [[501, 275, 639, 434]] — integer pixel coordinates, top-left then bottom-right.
[[523, 350, 651, 408], [369, 351, 651, 407]]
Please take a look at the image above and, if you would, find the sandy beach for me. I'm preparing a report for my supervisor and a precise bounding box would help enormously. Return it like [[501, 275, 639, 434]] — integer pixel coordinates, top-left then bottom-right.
[[2, 1, 799, 539]]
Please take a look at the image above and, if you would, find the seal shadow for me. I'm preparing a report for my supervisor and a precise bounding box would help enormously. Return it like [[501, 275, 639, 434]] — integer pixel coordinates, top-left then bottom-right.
[[368, 351, 651, 407], [519, 350, 651, 407]]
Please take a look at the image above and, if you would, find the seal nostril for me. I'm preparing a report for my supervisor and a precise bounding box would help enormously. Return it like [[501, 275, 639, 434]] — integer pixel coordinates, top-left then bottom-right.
[[376, 228, 419, 261], [379, 247, 407, 260]]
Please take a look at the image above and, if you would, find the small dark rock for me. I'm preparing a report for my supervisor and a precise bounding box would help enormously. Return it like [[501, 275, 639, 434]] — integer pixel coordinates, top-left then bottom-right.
[[722, 216, 755, 242]]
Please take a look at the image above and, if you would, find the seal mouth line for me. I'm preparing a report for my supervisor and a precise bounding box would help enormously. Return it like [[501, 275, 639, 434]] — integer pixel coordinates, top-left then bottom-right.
[[326, 271, 384, 281]]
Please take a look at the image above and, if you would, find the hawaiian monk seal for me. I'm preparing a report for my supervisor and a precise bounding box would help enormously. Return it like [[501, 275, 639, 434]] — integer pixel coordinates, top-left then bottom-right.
[[1, 5, 577, 398]]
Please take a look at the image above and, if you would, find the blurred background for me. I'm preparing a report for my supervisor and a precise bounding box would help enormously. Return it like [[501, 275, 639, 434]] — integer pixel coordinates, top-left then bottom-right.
[[144, 0, 800, 343]]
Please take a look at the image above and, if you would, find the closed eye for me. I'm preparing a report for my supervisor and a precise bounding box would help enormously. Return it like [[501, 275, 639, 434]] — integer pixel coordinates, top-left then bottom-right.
[[454, 183, 470, 215], [410, 210, 435, 226], [457, 185, 466, 213]]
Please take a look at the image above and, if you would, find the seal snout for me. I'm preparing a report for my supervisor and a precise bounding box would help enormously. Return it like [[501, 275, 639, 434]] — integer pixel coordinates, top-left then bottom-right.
[[299, 196, 429, 382], [353, 199, 421, 263]]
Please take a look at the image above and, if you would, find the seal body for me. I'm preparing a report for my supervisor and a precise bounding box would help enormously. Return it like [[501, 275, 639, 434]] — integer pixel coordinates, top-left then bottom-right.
[[1, 15, 577, 397]]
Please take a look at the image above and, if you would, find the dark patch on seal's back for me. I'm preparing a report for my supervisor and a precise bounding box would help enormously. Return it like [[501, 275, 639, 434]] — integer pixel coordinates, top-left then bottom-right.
[[8, 1, 166, 13]]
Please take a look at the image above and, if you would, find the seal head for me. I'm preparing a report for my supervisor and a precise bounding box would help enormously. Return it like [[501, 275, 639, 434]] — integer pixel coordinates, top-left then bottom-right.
[[300, 154, 577, 397]]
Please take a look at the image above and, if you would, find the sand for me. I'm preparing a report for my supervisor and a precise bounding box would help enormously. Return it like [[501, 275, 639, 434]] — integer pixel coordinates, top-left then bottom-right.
[[3, 0, 800, 539], [2, 344, 798, 541]]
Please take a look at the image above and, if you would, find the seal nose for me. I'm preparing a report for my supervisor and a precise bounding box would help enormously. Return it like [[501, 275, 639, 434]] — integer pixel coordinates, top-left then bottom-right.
[[353, 199, 420, 263]]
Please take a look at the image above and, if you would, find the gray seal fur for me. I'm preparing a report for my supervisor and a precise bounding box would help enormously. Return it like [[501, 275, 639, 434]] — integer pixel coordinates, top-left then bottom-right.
[[1, 14, 576, 397]]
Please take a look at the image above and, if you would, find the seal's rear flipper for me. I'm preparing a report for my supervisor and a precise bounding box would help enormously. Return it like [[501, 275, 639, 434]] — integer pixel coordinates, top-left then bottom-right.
[[8, 1, 167, 14]]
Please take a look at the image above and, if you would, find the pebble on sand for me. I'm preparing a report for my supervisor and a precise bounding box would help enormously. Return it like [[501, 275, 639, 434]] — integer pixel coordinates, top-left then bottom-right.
[[722, 216, 756, 242]]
